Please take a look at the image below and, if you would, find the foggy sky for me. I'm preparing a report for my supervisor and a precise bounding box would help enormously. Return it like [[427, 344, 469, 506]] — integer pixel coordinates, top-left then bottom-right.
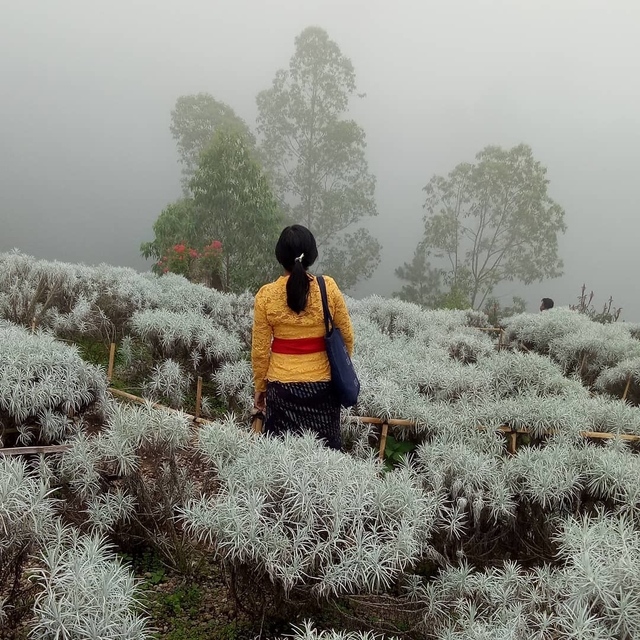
[[1, 1, 639, 318]]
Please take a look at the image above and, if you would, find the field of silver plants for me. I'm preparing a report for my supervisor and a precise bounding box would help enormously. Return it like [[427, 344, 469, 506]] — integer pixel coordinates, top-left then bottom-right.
[[2, 249, 640, 639]]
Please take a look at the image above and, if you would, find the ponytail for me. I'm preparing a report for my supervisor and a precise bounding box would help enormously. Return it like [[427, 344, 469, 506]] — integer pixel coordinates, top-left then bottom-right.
[[275, 225, 318, 312], [286, 256, 310, 314]]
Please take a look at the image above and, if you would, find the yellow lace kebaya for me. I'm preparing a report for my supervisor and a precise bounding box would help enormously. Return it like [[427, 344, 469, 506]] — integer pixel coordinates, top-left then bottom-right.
[[251, 275, 354, 393]]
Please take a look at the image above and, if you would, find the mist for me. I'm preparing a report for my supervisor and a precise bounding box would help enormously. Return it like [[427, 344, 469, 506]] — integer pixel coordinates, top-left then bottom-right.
[[1, 0, 639, 318]]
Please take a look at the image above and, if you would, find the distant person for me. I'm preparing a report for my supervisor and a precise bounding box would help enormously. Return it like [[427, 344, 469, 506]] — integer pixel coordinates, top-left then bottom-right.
[[251, 224, 354, 450], [540, 298, 554, 312]]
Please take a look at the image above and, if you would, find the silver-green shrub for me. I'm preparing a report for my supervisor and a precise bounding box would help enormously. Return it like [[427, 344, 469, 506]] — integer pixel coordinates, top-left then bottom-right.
[[0, 457, 57, 625], [130, 309, 242, 367], [288, 622, 388, 640], [143, 358, 193, 407], [0, 251, 253, 346], [0, 251, 157, 340], [213, 359, 254, 414], [555, 511, 640, 638], [31, 529, 150, 639], [595, 356, 640, 399], [504, 308, 640, 381], [180, 417, 440, 598], [57, 401, 197, 572], [395, 507, 640, 640], [0, 322, 106, 444]]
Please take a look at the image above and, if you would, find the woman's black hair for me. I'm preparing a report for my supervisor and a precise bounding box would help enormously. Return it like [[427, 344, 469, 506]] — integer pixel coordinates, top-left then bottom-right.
[[275, 225, 319, 314]]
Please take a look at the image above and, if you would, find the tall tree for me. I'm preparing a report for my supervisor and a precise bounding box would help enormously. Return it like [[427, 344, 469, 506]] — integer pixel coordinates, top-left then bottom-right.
[[393, 242, 443, 307], [256, 27, 380, 290], [405, 144, 566, 309], [189, 127, 283, 292], [171, 93, 255, 192]]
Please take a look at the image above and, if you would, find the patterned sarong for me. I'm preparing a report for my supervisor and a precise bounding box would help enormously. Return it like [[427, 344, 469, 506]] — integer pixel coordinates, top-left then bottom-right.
[[264, 381, 341, 450]]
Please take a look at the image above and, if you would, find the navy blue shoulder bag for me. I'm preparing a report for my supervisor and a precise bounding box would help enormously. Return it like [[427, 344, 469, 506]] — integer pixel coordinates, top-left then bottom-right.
[[316, 276, 360, 408]]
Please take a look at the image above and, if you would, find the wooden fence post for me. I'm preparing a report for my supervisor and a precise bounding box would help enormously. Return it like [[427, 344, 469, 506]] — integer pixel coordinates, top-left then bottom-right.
[[252, 412, 264, 434], [378, 421, 389, 460], [507, 431, 517, 455], [579, 354, 587, 376], [107, 343, 116, 381], [195, 376, 203, 419]]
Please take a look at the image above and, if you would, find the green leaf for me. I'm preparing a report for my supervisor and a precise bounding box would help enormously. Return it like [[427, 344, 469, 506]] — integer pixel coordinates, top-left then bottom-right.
[[394, 441, 416, 455], [385, 435, 398, 449]]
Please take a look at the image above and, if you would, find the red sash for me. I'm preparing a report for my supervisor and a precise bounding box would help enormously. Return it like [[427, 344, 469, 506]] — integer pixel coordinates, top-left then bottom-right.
[[271, 336, 326, 355]]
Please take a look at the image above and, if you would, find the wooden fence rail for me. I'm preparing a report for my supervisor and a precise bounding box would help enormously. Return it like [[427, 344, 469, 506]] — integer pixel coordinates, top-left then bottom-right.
[[346, 415, 640, 458], [0, 444, 72, 456], [108, 388, 214, 425], [3, 385, 639, 459]]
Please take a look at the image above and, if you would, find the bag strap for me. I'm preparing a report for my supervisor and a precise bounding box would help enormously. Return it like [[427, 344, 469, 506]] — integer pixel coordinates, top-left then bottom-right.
[[316, 276, 333, 336]]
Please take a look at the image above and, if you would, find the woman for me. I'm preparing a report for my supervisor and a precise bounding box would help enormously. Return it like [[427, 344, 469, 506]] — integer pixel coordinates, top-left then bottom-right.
[[251, 225, 354, 450]]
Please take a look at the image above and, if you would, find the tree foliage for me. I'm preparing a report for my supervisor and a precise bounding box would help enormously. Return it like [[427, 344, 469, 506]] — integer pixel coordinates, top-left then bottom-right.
[[407, 144, 566, 309], [394, 244, 471, 310], [484, 296, 527, 326], [256, 27, 380, 290], [140, 198, 197, 263], [189, 127, 283, 292], [437, 286, 472, 311], [170, 93, 255, 192], [393, 242, 443, 307]]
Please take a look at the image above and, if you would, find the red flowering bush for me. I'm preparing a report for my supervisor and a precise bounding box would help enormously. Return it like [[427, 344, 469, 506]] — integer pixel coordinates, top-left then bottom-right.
[[156, 241, 223, 289], [156, 242, 195, 278]]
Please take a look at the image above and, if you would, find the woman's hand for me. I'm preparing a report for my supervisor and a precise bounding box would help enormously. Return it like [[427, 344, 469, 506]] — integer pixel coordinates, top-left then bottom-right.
[[254, 391, 266, 413]]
